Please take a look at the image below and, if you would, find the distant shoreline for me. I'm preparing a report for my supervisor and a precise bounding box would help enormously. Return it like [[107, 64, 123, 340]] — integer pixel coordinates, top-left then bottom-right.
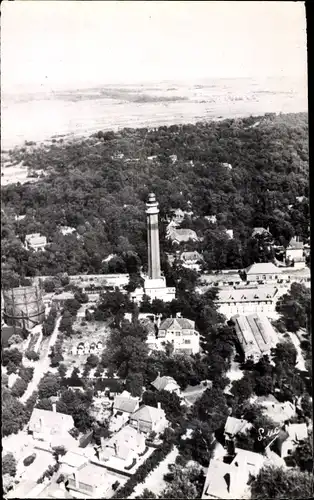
[[1, 76, 307, 150], [1, 107, 308, 152]]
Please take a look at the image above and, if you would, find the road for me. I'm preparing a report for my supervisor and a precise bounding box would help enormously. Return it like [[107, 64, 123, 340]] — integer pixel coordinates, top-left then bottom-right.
[[20, 316, 61, 403]]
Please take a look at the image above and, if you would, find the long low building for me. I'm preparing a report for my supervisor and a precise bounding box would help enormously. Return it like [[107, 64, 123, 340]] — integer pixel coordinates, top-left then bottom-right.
[[230, 313, 278, 362], [215, 286, 279, 319]]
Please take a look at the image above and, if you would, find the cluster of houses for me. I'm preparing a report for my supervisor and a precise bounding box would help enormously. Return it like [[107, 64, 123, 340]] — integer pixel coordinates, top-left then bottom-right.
[[7, 384, 170, 499], [201, 410, 310, 499]]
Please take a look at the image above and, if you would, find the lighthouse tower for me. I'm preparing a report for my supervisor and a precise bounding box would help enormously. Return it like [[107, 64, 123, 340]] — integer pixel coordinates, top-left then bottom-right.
[[131, 193, 176, 304], [146, 193, 161, 279]]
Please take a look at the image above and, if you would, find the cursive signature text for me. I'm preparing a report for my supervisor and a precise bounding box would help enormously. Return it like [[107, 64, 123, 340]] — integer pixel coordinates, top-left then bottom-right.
[[257, 427, 280, 441]]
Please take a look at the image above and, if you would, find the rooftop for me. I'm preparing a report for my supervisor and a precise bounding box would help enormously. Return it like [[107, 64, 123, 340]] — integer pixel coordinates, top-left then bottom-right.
[[159, 317, 195, 331], [231, 314, 278, 355], [287, 237, 304, 250], [28, 408, 74, 434], [217, 287, 278, 303], [69, 463, 109, 486], [151, 375, 180, 392], [224, 417, 252, 437], [246, 263, 281, 275], [131, 404, 165, 424], [113, 391, 139, 413], [287, 423, 308, 442]]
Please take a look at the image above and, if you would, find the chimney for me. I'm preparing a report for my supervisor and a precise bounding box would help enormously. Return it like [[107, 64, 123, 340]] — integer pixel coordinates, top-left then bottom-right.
[[74, 471, 79, 490], [157, 371, 160, 378], [176, 312, 181, 319], [52, 402, 56, 413], [157, 402, 161, 410], [100, 436, 106, 451]]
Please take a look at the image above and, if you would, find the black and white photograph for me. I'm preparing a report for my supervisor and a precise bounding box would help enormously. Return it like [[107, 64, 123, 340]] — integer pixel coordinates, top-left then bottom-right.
[[1, 1, 312, 499]]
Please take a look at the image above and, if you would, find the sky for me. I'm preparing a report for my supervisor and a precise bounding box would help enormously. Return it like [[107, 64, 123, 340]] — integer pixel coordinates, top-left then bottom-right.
[[2, 1, 308, 92]]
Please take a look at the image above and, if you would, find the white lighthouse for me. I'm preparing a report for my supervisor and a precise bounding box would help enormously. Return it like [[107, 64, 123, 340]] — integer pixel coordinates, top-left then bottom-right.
[[146, 193, 161, 279], [131, 193, 176, 303]]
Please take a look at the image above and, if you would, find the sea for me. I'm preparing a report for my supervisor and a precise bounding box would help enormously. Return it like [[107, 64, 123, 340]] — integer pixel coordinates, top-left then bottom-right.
[[1, 76, 308, 150]]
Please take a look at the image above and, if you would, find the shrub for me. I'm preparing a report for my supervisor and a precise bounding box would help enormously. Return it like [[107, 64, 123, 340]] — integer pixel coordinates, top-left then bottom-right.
[[3, 453, 17, 476], [23, 453, 36, 467], [25, 350, 40, 361]]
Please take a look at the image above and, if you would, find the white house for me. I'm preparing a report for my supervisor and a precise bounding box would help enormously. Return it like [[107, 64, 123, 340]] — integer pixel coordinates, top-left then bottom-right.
[[224, 417, 253, 441], [129, 403, 168, 435], [180, 251, 203, 271], [202, 448, 265, 499], [98, 425, 146, 473], [109, 391, 140, 432], [215, 286, 279, 319], [245, 263, 282, 283], [285, 236, 306, 269], [25, 233, 47, 252], [274, 423, 308, 458], [151, 374, 181, 395], [157, 314, 200, 355]]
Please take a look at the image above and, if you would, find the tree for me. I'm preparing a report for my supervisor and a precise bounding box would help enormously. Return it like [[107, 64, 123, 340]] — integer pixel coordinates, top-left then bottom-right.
[[231, 375, 255, 404], [178, 420, 215, 466], [2, 348, 23, 367], [134, 489, 156, 499], [11, 377, 28, 398], [6, 361, 18, 375], [193, 388, 228, 430], [251, 466, 313, 499], [3, 453, 17, 476], [18, 365, 34, 383], [291, 438, 313, 473], [272, 342, 297, 368], [86, 354, 99, 368], [25, 350, 40, 361], [125, 372, 144, 397], [8, 334, 23, 346], [160, 464, 201, 499], [59, 310, 73, 334], [58, 363, 67, 378], [276, 283, 311, 333], [64, 298, 81, 316], [36, 398, 53, 411], [38, 373, 61, 399]]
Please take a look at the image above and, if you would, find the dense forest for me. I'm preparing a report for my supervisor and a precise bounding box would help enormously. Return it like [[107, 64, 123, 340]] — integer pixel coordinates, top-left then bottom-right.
[[1, 112, 309, 280]]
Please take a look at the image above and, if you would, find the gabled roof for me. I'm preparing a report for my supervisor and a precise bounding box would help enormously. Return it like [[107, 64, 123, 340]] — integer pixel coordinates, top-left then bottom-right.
[[105, 425, 144, 459], [159, 317, 195, 331], [131, 404, 166, 424], [69, 463, 109, 486], [246, 263, 281, 275], [287, 423, 308, 442], [151, 375, 180, 392], [28, 408, 74, 433], [113, 391, 139, 413], [218, 287, 278, 303], [224, 417, 252, 436]]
